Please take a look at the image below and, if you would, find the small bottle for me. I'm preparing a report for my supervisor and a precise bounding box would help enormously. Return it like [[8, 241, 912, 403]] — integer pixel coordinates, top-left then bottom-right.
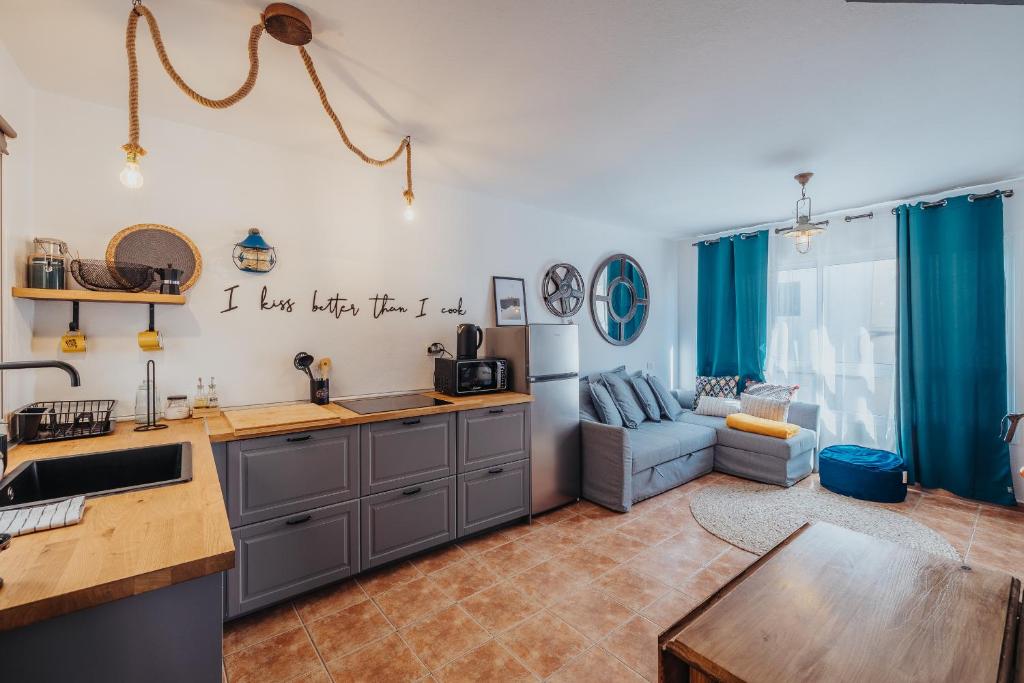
[[194, 377, 208, 409], [207, 377, 219, 408]]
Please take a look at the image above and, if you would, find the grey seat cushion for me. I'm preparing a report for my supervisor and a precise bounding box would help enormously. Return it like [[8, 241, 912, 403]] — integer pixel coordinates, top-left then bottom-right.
[[676, 411, 727, 430], [715, 425, 817, 461], [630, 421, 717, 473]]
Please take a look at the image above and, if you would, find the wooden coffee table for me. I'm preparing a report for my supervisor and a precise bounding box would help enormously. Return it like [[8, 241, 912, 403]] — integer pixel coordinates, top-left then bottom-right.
[[659, 522, 1021, 683]]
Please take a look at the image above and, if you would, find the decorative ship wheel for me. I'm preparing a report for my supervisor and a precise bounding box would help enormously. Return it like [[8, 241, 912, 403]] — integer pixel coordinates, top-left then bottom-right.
[[542, 263, 585, 318]]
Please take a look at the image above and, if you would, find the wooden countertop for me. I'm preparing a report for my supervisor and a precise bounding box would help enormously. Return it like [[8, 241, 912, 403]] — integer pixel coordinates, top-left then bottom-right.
[[207, 391, 534, 442], [0, 420, 235, 632]]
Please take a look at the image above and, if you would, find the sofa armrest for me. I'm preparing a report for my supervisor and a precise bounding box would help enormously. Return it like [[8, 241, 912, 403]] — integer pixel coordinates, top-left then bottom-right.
[[787, 401, 820, 435], [673, 389, 696, 410], [580, 419, 633, 512]]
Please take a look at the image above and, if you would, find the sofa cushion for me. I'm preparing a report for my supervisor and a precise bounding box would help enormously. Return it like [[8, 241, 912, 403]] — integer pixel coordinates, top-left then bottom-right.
[[601, 372, 647, 428], [629, 375, 662, 422], [677, 411, 728, 430], [631, 422, 717, 474], [589, 380, 624, 427], [647, 374, 685, 421], [579, 378, 600, 422], [715, 424, 817, 461]]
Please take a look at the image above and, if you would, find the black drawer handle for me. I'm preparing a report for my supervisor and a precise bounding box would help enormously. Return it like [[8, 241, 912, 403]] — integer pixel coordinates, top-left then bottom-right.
[[488, 408, 505, 414], [286, 435, 312, 442], [402, 487, 422, 496], [402, 419, 421, 426], [285, 514, 313, 525], [488, 467, 504, 474]]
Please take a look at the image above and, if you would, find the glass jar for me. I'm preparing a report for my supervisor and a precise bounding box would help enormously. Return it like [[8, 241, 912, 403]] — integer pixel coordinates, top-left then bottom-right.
[[165, 395, 190, 420], [135, 380, 161, 424]]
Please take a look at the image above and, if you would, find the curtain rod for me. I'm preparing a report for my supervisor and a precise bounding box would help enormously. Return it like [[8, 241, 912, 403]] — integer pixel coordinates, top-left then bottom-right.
[[690, 230, 763, 247], [889, 188, 1014, 215]]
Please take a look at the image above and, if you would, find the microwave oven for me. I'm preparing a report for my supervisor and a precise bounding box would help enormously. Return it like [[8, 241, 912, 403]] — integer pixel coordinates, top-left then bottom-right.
[[433, 357, 508, 396]]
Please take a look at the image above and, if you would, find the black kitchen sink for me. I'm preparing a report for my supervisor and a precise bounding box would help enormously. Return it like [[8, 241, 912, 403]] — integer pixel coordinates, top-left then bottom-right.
[[0, 442, 192, 510]]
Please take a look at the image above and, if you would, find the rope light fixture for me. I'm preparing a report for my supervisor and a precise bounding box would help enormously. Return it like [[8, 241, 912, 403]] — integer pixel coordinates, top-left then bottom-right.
[[121, 1, 416, 220]]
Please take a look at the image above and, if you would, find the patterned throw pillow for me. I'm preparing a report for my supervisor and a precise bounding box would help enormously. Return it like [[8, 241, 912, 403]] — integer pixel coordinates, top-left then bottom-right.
[[693, 375, 740, 409], [744, 381, 799, 401], [629, 375, 662, 422], [740, 393, 791, 422], [695, 396, 742, 418]]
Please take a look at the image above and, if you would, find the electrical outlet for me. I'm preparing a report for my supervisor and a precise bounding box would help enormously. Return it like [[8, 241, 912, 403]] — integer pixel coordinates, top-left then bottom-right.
[[426, 342, 445, 355]]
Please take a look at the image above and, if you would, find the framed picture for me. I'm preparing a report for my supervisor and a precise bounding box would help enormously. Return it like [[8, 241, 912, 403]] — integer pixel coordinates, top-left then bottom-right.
[[492, 276, 528, 326]]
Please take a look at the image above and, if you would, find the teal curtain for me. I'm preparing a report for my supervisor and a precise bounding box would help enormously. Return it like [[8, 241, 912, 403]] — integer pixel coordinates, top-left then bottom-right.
[[897, 195, 1014, 505], [696, 231, 768, 387]]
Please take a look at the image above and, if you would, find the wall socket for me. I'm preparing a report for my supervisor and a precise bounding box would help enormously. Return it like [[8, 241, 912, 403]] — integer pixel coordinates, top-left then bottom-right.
[[426, 342, 446, 355]]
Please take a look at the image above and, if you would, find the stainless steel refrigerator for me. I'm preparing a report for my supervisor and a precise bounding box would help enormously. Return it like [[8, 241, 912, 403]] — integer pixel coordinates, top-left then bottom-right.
[[485, 324, 580, 513]]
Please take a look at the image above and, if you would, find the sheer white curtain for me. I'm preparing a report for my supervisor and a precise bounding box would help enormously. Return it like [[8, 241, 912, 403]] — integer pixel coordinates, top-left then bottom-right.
[[766, 213, 898, 450]]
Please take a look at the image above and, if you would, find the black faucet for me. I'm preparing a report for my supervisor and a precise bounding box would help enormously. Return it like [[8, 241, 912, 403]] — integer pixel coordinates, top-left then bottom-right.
[[0, 360, 81, 477], [0, 360, 81, 387]]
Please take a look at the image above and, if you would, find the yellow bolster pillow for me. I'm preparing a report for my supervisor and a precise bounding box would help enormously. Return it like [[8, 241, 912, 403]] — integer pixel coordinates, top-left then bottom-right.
[[726, 413, 800, 440]]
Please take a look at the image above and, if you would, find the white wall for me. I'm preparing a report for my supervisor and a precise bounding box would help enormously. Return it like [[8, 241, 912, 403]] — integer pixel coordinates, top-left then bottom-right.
[[14, 91, 676, 417], [678, 177, 1024, 502], [0, 43, 36, 416]]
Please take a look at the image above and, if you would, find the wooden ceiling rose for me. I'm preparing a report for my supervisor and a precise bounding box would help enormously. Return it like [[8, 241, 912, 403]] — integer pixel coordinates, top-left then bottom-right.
[[262, 3, 312, 46]]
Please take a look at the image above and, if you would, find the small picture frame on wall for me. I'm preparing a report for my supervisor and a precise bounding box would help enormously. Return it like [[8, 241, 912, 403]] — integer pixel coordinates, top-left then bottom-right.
[[492, 276, 528, 326]]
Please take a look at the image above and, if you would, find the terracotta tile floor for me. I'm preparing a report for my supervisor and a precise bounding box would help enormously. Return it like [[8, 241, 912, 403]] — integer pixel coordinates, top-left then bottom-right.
[[222, 472, 1024, 682]]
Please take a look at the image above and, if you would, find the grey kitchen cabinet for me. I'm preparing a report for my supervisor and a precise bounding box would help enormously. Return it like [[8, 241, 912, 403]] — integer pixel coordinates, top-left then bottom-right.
[[457, 404, 530, 473], [211, 442, 228, 503], [361, 476, 456, 570], [457, 458, 529, 537], [227, 426, 359, 528], [225, 500, 359, 618], [360, 413, 455, 495]]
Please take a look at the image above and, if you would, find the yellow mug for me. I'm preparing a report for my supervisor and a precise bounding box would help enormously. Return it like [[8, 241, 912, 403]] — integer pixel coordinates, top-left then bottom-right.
[[138, 329, 163, 352], [60, 330, 87, 353]]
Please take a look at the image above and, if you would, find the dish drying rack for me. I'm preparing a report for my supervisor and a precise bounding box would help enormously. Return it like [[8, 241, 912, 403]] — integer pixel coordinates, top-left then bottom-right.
[[10, 400, 117, 444]]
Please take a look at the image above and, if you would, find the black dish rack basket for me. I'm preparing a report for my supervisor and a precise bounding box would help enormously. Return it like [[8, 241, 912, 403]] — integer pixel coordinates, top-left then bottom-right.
[[10, 400, 117, 444]]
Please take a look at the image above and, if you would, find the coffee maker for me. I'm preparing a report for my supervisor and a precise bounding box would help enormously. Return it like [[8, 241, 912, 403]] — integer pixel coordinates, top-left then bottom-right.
[[456, 324, 483, 359]]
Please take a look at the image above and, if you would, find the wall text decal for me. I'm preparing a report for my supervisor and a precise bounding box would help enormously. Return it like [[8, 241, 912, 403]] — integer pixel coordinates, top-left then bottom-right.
[[221, 285, 467, 320]]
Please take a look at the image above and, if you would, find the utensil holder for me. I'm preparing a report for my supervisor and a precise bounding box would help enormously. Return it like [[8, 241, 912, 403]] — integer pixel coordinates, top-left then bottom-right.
[[310, 378, 330, 405]]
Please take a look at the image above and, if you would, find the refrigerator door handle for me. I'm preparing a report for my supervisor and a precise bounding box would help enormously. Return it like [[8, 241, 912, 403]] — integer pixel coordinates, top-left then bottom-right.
[[527, 372, 579, 383]]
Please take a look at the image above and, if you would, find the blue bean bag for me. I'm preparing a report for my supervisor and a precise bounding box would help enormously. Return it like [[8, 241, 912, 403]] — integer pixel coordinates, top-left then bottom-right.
[[819, 445, 906, 503]]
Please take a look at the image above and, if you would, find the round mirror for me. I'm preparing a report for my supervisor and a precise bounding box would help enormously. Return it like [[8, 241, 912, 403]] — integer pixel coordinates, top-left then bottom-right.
[[590, 253, 650, 345]]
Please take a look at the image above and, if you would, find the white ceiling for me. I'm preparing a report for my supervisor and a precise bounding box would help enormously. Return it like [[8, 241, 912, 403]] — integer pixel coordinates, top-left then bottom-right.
[[2, 0, 1023, 236]]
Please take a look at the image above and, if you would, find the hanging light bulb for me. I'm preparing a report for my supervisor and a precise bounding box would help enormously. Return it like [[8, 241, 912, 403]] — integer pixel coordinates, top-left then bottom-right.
[[403, 188, 415, 222], [795, 232, 811, 254], [119, 146, 145, 189]]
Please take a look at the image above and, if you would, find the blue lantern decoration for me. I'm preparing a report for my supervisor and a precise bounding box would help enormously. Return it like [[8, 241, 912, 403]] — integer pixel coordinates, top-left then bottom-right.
[[233, 228, 277, 273]]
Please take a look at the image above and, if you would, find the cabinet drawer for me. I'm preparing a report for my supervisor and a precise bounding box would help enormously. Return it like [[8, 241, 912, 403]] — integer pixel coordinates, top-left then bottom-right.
[[457, 459, 529, 537], [361, 476, 455, 570], [225, 500, 359, 618], [457, 404, 530, 472], [227, 426, 359, 528], [361, 413, 455, 495]]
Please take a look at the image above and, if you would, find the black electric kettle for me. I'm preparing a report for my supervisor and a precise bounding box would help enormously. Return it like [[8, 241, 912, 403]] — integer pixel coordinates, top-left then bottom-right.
[[456, 324, 483, 360]]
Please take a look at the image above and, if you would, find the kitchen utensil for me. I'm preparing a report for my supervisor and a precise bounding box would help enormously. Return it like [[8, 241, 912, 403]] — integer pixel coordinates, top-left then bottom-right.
[[157, 263, 183, 295], [135, 360, 168, 432], [294, 352, 314, 379], [27, 237, 69, 289], [319, 357, 332, 380], [456, 324, 484, 359], [106, 224, 202, 292], [223, 403, 336, 436], [70, 259, 156, 292]]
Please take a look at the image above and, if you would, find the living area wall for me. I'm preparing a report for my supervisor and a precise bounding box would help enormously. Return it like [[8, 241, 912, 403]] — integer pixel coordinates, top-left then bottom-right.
[[677, 177, 1024, 502], [2, 84, 678, 416]]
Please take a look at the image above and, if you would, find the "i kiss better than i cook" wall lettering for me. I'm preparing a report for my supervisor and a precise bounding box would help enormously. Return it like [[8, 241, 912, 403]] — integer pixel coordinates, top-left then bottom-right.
[[220, 285, 468, 320]]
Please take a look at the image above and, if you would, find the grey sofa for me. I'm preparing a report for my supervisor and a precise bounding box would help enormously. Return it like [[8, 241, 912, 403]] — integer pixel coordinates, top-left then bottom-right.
[[580, 384, 820, 512]]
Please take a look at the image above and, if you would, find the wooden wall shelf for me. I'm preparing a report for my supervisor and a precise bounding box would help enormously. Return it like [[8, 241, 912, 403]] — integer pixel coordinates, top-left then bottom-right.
[[11, 287, 186, 305]]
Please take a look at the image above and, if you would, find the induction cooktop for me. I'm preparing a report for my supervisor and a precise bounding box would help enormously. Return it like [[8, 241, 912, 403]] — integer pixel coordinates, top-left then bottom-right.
[[335, 394, 452, 415]]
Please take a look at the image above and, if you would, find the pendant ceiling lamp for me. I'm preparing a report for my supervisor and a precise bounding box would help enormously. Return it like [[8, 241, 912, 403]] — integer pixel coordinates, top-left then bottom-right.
[[774, 172, 828, 254], [120, 1, 416, 220]]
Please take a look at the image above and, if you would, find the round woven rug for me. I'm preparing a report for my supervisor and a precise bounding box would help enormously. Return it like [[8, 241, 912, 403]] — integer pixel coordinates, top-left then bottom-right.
[[689, 480, 959, 560]]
